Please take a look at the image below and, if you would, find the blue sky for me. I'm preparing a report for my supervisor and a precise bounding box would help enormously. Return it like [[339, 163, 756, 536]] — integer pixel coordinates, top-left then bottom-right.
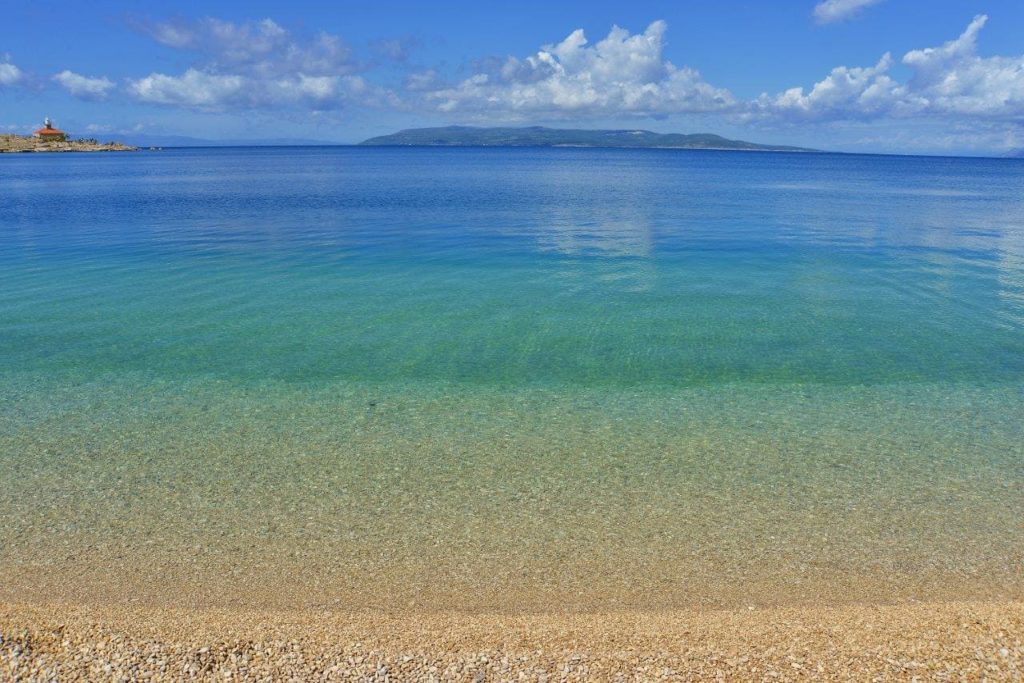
[[2, 0, 1023, 154]]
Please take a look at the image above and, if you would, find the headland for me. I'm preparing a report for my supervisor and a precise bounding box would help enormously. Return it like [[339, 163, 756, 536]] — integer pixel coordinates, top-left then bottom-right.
[[0, 133, 137, 153]]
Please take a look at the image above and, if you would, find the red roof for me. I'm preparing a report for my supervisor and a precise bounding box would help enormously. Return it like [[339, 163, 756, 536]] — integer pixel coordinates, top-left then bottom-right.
[[35, 127, 65, 136]]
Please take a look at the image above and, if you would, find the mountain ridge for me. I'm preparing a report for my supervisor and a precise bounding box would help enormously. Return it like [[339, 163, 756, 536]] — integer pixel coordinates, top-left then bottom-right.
[[359, 126, 819, 152]]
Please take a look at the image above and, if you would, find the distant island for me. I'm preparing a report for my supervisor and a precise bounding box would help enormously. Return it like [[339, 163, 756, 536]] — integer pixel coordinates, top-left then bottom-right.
[[360, 126, 818, 152]]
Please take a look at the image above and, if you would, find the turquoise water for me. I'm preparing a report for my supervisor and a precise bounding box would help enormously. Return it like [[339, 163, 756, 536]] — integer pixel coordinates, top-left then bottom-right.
[[1, 147, 1022, 610]]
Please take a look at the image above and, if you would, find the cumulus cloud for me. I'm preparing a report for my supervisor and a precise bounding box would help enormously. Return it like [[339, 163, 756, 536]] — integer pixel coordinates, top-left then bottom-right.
[[0, 58, 23, 86], [129, 69, 246, 108], [129, 17, 395, 110], [754, 53, 903, 119], [423, 21, 734, 118], [128, 67, 393, 110], [145, 17, 357, 77], [53, 70, 115, 99], [900, 14, 1024, 117], [755, 15, 1024, 122], [813, 0, 885, 24]]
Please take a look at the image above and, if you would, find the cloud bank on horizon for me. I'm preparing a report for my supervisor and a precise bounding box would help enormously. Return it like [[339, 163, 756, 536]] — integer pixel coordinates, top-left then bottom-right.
[[2, 5, 1023, 152]]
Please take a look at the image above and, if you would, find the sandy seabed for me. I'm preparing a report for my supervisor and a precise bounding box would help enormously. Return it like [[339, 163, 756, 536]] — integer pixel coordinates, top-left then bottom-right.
[[2, 601, 1022, 681]]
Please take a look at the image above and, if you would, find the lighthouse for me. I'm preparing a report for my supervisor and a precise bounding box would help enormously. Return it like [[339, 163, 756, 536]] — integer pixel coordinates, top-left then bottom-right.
[[33, 117, 67, 142]]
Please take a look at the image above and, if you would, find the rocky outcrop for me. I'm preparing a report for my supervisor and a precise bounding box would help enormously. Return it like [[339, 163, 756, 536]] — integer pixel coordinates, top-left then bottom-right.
[[0, 134, 138, 153]]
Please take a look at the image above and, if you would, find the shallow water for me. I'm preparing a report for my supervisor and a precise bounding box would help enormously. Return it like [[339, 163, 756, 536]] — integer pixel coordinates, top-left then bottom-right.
[[1, 147, 1022, 610]]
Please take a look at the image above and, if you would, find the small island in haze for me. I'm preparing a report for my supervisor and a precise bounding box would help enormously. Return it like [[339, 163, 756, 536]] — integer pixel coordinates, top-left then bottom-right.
[[360, 125, 818, 152]]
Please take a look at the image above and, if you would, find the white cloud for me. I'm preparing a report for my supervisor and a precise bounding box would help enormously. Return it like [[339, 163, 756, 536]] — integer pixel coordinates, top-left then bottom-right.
[[754, 53, 903, 119], [423, 21, 734, 118], [813, 0, 885, 24], [128, 67, 396, 111], [129, 69, 247, 108], [0, 59, 23, 86], [900, 15, 1024, 118], [145, 17, 358, 78], [130, 17, 395, 111], [53, 70, 115, 99], [755, 15, 1024, 122]]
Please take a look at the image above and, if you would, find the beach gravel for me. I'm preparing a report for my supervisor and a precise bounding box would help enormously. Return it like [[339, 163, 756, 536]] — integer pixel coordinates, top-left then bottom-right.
[[2, 601, 1022, 680]]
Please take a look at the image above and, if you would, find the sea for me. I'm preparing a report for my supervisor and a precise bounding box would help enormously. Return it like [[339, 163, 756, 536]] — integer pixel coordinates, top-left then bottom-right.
[[1, 146, 1022, 611]]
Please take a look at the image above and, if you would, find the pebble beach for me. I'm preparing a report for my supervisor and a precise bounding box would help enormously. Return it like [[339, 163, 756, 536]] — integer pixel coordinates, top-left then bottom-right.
[[3, 601, 1023, 680]]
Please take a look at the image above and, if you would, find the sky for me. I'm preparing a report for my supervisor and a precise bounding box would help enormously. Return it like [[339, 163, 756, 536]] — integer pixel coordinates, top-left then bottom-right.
[[2, 0, 1023, 155]]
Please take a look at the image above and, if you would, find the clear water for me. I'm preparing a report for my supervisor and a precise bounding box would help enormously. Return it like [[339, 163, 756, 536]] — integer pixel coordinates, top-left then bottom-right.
[[1, 147, 1022, 610]]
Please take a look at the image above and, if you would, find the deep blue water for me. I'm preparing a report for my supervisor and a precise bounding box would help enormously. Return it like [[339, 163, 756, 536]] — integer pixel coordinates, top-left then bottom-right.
[[3, 147, 1023, 387]]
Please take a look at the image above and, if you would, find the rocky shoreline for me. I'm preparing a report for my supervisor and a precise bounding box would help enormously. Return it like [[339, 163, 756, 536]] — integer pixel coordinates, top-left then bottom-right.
[[0, 134, 138, 153]]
